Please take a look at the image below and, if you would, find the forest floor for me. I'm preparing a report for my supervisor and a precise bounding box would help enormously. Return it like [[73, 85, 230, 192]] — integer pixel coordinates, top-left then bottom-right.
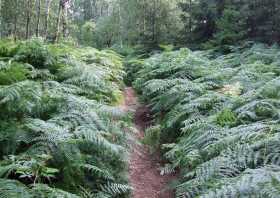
[[122, 87, 176, 198]]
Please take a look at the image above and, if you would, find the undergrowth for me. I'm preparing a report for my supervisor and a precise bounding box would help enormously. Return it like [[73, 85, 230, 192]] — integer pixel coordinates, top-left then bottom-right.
[[0, 38, 131, 198], [130, 42, 280, 197]]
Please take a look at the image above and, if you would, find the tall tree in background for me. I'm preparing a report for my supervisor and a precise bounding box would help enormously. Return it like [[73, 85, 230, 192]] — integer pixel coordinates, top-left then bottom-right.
[[25, 0, 32, 39], [0, 0, 2, 38], [35, 0, 41, 37], [62, 0, 70, 37], [180, 0, 280, 47], [44, 0, 53, 39], [54, 0, 70, 42], [208, 7, 247, 50], [13, 0, 19, 40], [83, 0, 93, 20], [54, 0, 62, 42]]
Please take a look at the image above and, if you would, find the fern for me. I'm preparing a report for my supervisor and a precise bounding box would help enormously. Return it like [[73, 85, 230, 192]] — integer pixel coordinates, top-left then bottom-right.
[[132, 43, 280, 197], [0, 179, 31, 198], [0, 40, 128, 197]]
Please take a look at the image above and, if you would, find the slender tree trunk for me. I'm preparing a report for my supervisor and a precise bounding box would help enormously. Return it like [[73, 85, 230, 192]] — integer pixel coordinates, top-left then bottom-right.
[[217, 0, 225, 17], [55, 0, 63, 42], [25, 0, 32, 39], [143, 0, 146, 36], [83, 0, 92, 20], [35, 0, 41, 37], [92, 0, 97, 20], [118, 1, 123, 48], [0, 0, 2, 38], [152, 0, 157, 43], [13, 6, 18, 40], [44, 0, 52, 39], [13, 0, 18, 40], [62, 2, 68, 38], [276, 0, 280, 42], [189, 0, 192, 34]]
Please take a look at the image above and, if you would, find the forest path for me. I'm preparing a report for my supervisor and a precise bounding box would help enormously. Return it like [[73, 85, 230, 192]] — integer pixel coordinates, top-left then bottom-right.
[[121, 87, 176, 198]]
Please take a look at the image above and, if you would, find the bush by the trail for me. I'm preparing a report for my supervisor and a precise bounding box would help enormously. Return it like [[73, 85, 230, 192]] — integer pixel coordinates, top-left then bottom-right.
[[0, 39, 131, 197], [133, 43, 280, 197], [142, 125, 161, 152]]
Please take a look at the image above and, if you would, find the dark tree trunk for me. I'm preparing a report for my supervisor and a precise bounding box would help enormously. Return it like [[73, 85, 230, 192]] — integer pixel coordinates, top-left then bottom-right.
[[35, 0, 41, 37], [25, 0, 32, 39], [54, 0, 63, 42], [13, 0, 18, 40], [62, 3, 68, 38], [189, 0, 192, 34]]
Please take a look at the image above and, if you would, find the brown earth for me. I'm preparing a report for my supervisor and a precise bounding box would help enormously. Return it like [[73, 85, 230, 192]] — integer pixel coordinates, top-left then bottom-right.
[[122, 87, 176, 198]]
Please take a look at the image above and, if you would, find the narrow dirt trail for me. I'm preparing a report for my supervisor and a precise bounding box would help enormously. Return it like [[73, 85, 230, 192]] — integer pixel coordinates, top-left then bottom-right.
[[122, 87, 176, 198]]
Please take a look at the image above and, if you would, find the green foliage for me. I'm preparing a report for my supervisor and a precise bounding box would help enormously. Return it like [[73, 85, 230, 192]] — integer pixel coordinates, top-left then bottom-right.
[[205, 8, 247, 51], [0, 39, 130, 197], [180, 0, 280, 48], [216, 108, 237, 127], [124, 59, 145, 86], [133, 43, 280, 197], [13, 39, 58, 72], [142, 125, 161, 152], [0, 40, 16, 58], [0, 45, 9, 57], [0, 62, 29, 85], [81, 22, 96, 47], [159, 44, 174, 52]]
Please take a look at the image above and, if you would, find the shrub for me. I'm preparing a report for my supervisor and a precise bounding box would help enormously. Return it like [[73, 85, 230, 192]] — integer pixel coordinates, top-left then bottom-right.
[[13, 39, 57, 71], [0, 40, 17, 57], [132, 43, 280, 197], [216, 108, 237, 127], [0, 45, 9, 57], [0, 40, 130, 197], [0, 62, 29, 85], [124, 59, 145, 85], [142, 125, 161, 152]]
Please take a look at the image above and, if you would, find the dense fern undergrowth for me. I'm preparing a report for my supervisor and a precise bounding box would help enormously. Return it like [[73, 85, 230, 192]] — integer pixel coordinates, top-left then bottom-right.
[[129, 43, 280, 197], [0, 38, 132, 198]]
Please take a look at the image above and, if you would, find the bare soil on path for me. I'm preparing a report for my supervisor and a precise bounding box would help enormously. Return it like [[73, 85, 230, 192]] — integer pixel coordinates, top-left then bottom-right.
[[122, 87, 176, 198]]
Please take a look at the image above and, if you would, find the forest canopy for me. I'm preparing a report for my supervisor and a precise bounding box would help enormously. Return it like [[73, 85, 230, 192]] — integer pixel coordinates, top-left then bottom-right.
[[1, 0, 280, 49]]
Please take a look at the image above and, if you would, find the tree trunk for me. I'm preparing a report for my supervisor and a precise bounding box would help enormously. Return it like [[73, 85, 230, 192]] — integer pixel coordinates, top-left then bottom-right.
[[62, 2, 68, 38], [0, 0, 2, 38], [13, 3, 18, 40], [25, 0, 32, 39], [92, 0, 97, 20], [83, 0, 92, 20], [55, 0, 63, 42], [44, 0, 52, 39], [118, 1, 123, 48], [35, 0, 41, 37], [189, 0, 192, 34], [143, 0, 146, 37], [152, 0, 157, 43]]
